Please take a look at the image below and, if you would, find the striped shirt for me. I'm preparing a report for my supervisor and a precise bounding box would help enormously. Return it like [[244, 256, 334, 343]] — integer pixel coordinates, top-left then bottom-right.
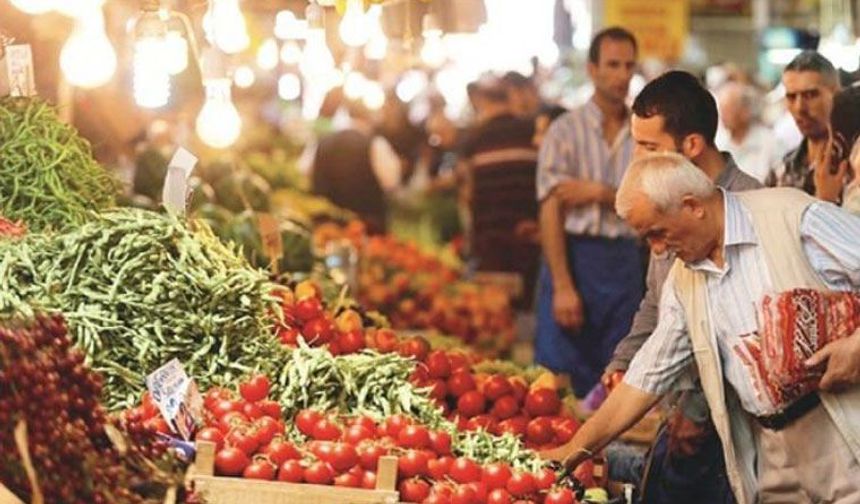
[[536, 99, 635, 238], [624, 190, 860, 416]]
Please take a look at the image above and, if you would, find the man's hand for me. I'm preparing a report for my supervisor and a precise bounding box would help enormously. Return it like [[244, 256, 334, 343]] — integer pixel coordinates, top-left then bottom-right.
[[813, 127, 849, 203], [553, 180, 614, 209], [601, 370, 625, 393], [806, 329, 860, 391], [553, 286, 585, 332]]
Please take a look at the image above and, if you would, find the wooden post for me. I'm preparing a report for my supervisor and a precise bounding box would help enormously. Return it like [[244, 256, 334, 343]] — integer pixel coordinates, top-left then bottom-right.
[[375, 456, 398, 492], [195, 441, 216, 476]]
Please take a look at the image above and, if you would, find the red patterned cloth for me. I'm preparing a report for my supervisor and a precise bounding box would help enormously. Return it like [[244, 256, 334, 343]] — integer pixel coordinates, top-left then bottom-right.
[[751, 289, 860, 408]]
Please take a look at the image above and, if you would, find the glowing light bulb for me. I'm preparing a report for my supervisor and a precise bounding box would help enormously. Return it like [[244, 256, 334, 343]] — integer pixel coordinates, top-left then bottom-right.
[[363, 80, 385, 110], [164, 30, 189, 75], [256, 38, 279, 70], [234, 65, 255, 88], [396, 70, 428, 103], [59, 11, 117, 88], [364, 6, 387, 60], [207, 0, 249, 54], [53, 0, 104, 18], [274, 10, 295, 40], [133, 13, 170, 108], [280, 41, 302, 65], [338, 0, 370, 47], [196, 78, 242, 149], [299, 29, 334, 78], [278, 73, 301, 100], [9, 0, 55, 15], [343, 71, 368, 100], [421, 31, 446, 68]]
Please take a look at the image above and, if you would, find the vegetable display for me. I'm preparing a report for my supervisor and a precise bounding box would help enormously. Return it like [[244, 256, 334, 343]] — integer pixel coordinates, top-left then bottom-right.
[[0, 97, 118, 232], [0, 208, 285, 410]]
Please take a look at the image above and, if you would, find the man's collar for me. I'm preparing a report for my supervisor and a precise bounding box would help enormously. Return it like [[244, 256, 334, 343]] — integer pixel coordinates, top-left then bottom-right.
[[722, 189, 758, 247], [715, 152, 740, 188], [585, 96, 630, 128]]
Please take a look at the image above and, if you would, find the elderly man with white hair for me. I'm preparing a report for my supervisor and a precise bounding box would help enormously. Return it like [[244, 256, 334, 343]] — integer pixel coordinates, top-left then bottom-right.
[[544, 152, 860, 503]]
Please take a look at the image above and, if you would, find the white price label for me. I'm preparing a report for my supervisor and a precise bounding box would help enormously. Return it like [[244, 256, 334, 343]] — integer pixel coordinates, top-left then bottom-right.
[[5, 45, 35, 97], [161, 147, 198, 215]]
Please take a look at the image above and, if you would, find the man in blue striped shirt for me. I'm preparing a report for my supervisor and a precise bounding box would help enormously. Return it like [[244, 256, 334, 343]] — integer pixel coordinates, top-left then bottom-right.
[[535, 27, 642, 397]]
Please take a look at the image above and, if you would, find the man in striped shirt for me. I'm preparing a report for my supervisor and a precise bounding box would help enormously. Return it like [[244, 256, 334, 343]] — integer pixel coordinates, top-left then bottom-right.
[[534, 27, 642, 397]]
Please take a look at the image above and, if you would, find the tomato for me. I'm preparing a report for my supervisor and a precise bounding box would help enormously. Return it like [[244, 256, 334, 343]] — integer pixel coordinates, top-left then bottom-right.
[[431, 483, 455, 500], [552, 417, 579, 444], [344, 424, 375, 445], [358, 442, 386, 470], [348, 416, 378, 433], [482, 375, 513, 401], [295, 409, 322, 436], [239, 374, 270, 403], [219, 411, 249, 432], [524, 389, 560, 417], [429, 380, 448, 402], [334, 472, 361, 488], [295, 297, 323, 322], [411, 364, 431, 385], [450, 457, 482, 484], [497, 417, 528, 437], [277, 459, 304, 482], [226, 428, 260, 456], [526, 417, 554, 445], [447, 371, 477, 397], [509, 380, 528, 403], [468, 482, 489, 504], [425, 493, 454, 504], [196, 427, 225, 450], [312, 417, 342, 441], [447, 352, 471, 373], [398, 450, 430, 478], [533, 467, 556, 491], [212, 399, 243, 419], [144, 416, 170, 434], [399, 478, 432, 503], [466, 415, 498, 434], [452, 484, 478, 504], [262, 439, 300, 465], [398, 336, 431, 362], [482, 463, 512, 490], [429, 430, 452, 456], [384, 414, 412, 438], [426, 350, 453, 379], [544, 488, 575, 504], [304, 461, 335, 485], [457, 391, 486, 418], [490, 396, 519, 420], [573, 459, 596, 488], [241, 401, 264, 420], [140, 391, 159, 419], [330, 443, 358, 472], [505, 472, 536, 497], [361, 470, 377, 489], [278, 326, 301, 346], [204, 387, 233, 411], [302, 317, 335, 345], [257, 399, 282, 419], [338, 329, 366, 354], [428, 455, 454, 479], [398, 424, 431, 450], [373, 328, 399, 353], [253, 416, 282, 445], [243, 459, 276, 480], [486, 489, 512, 504], [214, 447, 250, 476]]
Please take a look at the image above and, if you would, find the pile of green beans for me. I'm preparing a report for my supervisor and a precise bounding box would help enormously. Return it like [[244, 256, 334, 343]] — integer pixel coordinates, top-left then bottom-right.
[[0, 207, 286, 410], [0, 97, 118, 232]]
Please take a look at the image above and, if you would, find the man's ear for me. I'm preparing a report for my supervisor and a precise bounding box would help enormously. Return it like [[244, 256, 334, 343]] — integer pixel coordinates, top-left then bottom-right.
[[681, 134, 707, 160], [681, 195, 706, 219]]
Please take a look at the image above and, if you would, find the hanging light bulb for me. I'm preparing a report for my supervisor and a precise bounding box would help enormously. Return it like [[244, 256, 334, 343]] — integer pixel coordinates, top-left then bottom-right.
[[274, 10, 296, 40], [343, 71, 368, 100], [420, 14, 446, 68], [278, 73, 302, 100], [163, 29, 189, 75], [300, 28, 335, 78], [256, 38, 279, 70], [233, 65, 256, 88], [363, 80, 385, 110], [364, 6, 387, 60], [280, 40, 302, 65], [53, 0, 104, 18], [131, 10, 170, 108], [196, 78, 242, 149], [9, 0, 55, 15], [206, 0, 250, 54], [339, 0, 370, 47], [59, 9, 117, 88]]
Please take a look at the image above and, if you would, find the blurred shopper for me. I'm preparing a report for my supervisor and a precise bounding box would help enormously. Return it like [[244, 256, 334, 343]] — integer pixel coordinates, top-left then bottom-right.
[[532, 105, 568, 149], [379, 92, 423, 182], [310, 100, 401, 234], [715, 82, 781, 184], [460, 80, 540, 308], [606, 71, 760, 504], [534, 27, 642, 397], [772, 51, 841, 196], [502, 71, 543, 119]]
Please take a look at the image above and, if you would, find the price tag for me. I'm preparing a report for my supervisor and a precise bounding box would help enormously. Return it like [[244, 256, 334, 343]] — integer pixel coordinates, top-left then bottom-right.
[[145, 359, 203, 441], [257, 213, 283, 273], [161, 147, 198, 215], [0, 44, 36, 98]]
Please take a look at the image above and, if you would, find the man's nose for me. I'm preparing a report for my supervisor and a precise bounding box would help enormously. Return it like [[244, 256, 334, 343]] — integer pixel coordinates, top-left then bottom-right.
[[647, 238, 667, 254]]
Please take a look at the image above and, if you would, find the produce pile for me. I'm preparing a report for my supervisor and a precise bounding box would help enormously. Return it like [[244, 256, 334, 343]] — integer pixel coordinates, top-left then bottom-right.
[[0, 97, 118, 232], [0, 315, 182, 503], [0, 207, 285, 410], [0, 216, 25, 238]]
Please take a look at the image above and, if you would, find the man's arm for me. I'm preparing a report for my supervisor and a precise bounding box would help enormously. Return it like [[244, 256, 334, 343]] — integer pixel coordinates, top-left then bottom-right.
[[541, 383, 661, 470], [539, 193, 583, 330], [553, 179, 616, 209]]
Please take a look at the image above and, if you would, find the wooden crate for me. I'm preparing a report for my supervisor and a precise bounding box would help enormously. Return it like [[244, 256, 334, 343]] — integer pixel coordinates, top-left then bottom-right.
[[191, 441, 400, 504]]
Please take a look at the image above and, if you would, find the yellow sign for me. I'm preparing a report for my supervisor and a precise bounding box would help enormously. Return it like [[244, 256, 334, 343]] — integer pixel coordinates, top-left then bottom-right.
[[604, 0, 689, 62]]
